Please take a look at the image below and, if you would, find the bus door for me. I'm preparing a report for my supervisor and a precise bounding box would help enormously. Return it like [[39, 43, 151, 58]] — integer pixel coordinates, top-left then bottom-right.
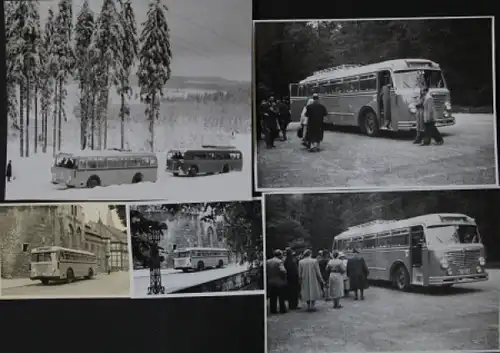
[[289, 83, 307, 122], [410, 225, 426, 285], [377, 70, 396, 128]]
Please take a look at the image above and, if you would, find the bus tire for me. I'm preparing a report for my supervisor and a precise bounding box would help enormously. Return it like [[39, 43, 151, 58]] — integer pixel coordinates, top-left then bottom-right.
[[197, 261, 204, 271], [182, 269, 189, 273], [361, 109, 380, 137], [66, 268, 75, 284], [41, 279, 49, 285], [217, 259, 224, 268], [132, 173, 143, 183], [222, 164, 230, 173], [392, 265, 410, 291], [86, 176, 101, 188], [188, 166, 199, 177], [86, 268, 94, 279]]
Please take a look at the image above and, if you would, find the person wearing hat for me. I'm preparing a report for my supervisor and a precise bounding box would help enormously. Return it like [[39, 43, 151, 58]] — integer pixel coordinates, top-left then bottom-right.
[[284, 247, 300, 309], [421, 86, 444, 146], [346, 248, 369, 300], [299, 98, 314, 147], [304, 93, 327, 152], [338, 252, 350, 297], [298, 249, 324, 311], [326, 251, 345, 309], [267, 249, 288, 313]]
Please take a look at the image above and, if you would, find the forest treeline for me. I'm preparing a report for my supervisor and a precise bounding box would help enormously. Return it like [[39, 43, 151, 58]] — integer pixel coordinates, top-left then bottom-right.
[[265, 191, 500, 262], [5, 0, 172, 157], [255, 19, 493, 109], [121, 202, 263, 268]]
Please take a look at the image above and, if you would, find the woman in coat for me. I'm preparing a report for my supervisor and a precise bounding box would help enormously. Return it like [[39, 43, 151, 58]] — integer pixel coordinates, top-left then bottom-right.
[[338, 252, 350, 297], [326, 251, 345, 309], [300, 98, 314, 147]]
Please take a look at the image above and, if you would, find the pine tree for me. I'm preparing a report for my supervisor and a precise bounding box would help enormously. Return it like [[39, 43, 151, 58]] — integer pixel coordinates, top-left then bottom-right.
[[117, 0, 138, 150], [74, 0, 95, 150], [137, 0, 172, 152], [4, 1, 20, 132], [51, 0, 74, 153], [40, 8, 56, 153], [23, 0, 41, 157], [91, 0, 123, 150]]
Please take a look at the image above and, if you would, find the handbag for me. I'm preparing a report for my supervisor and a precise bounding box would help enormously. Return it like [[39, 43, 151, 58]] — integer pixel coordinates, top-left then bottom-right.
[[297, 125, 303, 138]]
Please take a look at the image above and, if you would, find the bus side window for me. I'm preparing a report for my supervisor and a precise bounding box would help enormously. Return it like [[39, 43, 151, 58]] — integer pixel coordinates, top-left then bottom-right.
[[364, 235, 376, 249], [360, 74, 377, 91], [149, 157, 158, 167], [96, 157, 106, 169], [127, 158, 138, 168], [78, 159, 87, 169], [88, 160, 98, 169], [377, 233, 391, 248], [106, 157, 122, 169], [390, 230, 410, 246]]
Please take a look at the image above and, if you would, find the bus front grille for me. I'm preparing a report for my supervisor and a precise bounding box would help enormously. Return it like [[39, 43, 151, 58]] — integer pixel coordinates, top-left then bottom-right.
[[447, 249, 480, 268]]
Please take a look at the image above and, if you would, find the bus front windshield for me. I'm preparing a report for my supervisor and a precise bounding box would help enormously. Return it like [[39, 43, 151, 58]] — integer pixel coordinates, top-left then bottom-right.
[[55, 156, 78, 169], [176, 251, 190, 258], [425, 225, 480, 247], [168, 151, 184, 160], [31, 252, 55, 262], [393, 70, 446, 89]]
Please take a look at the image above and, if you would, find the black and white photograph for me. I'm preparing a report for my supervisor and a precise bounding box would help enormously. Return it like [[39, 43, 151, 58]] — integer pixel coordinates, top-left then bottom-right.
[[0, 203, 130, 298], [265, 190, 499, 352], [254, 17, 497, 190], [129, 200, 264, 297], [3, 0, 251, 201]]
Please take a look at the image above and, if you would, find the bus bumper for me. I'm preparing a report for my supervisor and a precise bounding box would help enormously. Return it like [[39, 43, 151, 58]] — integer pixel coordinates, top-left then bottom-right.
[[428, 273, 488, 286], [30, 276, 60, 281], [166, 167, 187, 176], [398, 115, 455, 130]]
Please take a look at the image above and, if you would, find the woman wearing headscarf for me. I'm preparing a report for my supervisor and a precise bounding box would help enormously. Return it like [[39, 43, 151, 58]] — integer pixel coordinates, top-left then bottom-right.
[[299, 98, 314, 147], [298, 249, 324, 311], [326, 251, 345, 309]]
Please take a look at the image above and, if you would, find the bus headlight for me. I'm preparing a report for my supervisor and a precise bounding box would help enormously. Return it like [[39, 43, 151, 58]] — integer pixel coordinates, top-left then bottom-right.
[[408, 103, 417, 113], [476, 266, 483, 273], [445, 101, 451, 110], [479, 256, 485, 266], [440, 258, 449, 269]]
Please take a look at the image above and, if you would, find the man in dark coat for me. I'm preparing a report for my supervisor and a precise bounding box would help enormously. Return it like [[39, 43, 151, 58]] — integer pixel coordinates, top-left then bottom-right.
[[262, 97, 279, 149], [346, 248, 369, 300], [304, 93, 327, 152], [283, 248, 300, 309], [277, 98, 291, 141], [317, 250, 330, 300], [266, 249, 287, 314], [5, 160, 12, 182]]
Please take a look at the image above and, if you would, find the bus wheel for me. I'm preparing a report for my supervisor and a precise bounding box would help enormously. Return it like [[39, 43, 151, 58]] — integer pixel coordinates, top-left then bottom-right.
[[41, 279, 49, 285], [132, 173, 143, 183], [188, 166, 199, 177], [66, 268, 75, 284], [393, 265, 410, 291], [217, 259, 224, 268], [86, 176, 101, 188], [86, 268, 94, 279], [363, 110, 380, 137], [222, 164, 230, 173], [182, 269, 189, 273], [197, 261, 204, 271]]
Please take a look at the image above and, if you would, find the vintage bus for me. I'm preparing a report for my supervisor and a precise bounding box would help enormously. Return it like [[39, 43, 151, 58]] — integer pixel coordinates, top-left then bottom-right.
[[333, 214, 488, 291], [51, 150, 158, 188], [166, 145, 243, 177], [173, 247, 230, 272], [290, 59, 455, 136], [30, 246, 98, 285]]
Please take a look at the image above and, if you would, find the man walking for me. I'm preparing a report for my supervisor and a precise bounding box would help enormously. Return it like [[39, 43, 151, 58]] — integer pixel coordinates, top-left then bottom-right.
[[266, 249, 287, 314], [346, 248, 369, 300], [5, 160, 12, 182], [421, 87, 444, 146], [298, 249, 325, 311]]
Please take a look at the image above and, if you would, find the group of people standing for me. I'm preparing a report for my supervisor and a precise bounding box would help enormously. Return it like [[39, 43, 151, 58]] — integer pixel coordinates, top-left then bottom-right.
[[258, 96, 291, 149], [266, 247, 369, 314]]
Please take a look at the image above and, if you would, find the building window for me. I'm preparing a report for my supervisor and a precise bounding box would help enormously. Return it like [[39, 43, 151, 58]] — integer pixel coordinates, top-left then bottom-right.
[[22, 243, 29, 252]]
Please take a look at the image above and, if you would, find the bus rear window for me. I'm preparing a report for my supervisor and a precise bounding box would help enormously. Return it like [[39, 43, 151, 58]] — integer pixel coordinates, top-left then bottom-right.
[[31, 253, 53, 262], [55, 157, 77, 169]]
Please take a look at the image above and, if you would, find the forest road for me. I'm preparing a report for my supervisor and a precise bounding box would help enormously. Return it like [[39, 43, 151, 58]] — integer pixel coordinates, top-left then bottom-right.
[[266, 269, 499, 353], [256, 113, 496, 189]]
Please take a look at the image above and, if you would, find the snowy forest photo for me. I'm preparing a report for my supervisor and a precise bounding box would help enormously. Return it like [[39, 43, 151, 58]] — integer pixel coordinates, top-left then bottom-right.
[[4, 0, 252, 201]]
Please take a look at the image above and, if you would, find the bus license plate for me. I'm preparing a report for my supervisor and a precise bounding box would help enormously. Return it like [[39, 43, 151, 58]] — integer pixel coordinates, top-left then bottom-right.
[[458, 268, 470, 275]]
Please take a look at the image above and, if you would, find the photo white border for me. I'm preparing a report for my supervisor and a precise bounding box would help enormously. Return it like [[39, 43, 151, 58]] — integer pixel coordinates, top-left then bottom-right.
[[0, 201, 132, 300], [127, 197, 265, 299], [262, 191, 500, 353], [261, 195, 269, 353], [252, 15, 499, 192]]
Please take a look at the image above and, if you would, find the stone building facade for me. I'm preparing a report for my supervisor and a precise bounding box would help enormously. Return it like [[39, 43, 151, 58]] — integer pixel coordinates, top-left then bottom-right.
[[0, 205, 85, 279]]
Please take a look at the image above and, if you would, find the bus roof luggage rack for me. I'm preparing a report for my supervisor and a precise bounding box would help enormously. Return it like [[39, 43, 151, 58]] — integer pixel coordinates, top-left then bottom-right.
[[201, 145, 236, 149], [348, 219, 398, 230], [313, 64, 362, 76]]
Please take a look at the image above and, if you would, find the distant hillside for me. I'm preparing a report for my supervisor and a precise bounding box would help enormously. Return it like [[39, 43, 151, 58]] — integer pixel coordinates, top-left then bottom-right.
[[67, 75, 249, 92]]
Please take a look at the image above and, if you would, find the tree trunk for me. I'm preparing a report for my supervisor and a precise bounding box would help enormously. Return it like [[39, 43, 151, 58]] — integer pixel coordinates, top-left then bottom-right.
[[120, 79, 125, 150], [91, 89, 96, 150], [80, 81, 87, 150], [19, 82, 24, 158], [52, 79, 58, 156], [149, 92, 155, 153], [34, 85, 38, 154], [57, 77, 63, 151], [103, 69, 109, 150], [26, 73, 30, 157], [96, 89, 102, 150]]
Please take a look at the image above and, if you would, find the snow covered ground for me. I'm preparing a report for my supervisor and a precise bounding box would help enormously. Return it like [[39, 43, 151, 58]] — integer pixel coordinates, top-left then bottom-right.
[[5, 83, 252, 202], [131, 263, 251, 297]]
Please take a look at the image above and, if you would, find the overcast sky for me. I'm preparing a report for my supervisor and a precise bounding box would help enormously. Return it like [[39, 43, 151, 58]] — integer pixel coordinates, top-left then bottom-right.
[[37, 0, 251, 81], [81, 203, 125, 230]]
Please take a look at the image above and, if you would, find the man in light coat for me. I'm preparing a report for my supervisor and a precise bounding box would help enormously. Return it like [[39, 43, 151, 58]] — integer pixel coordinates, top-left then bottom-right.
[[420, 87, 444, 146], [298, 249, 325, 311]]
